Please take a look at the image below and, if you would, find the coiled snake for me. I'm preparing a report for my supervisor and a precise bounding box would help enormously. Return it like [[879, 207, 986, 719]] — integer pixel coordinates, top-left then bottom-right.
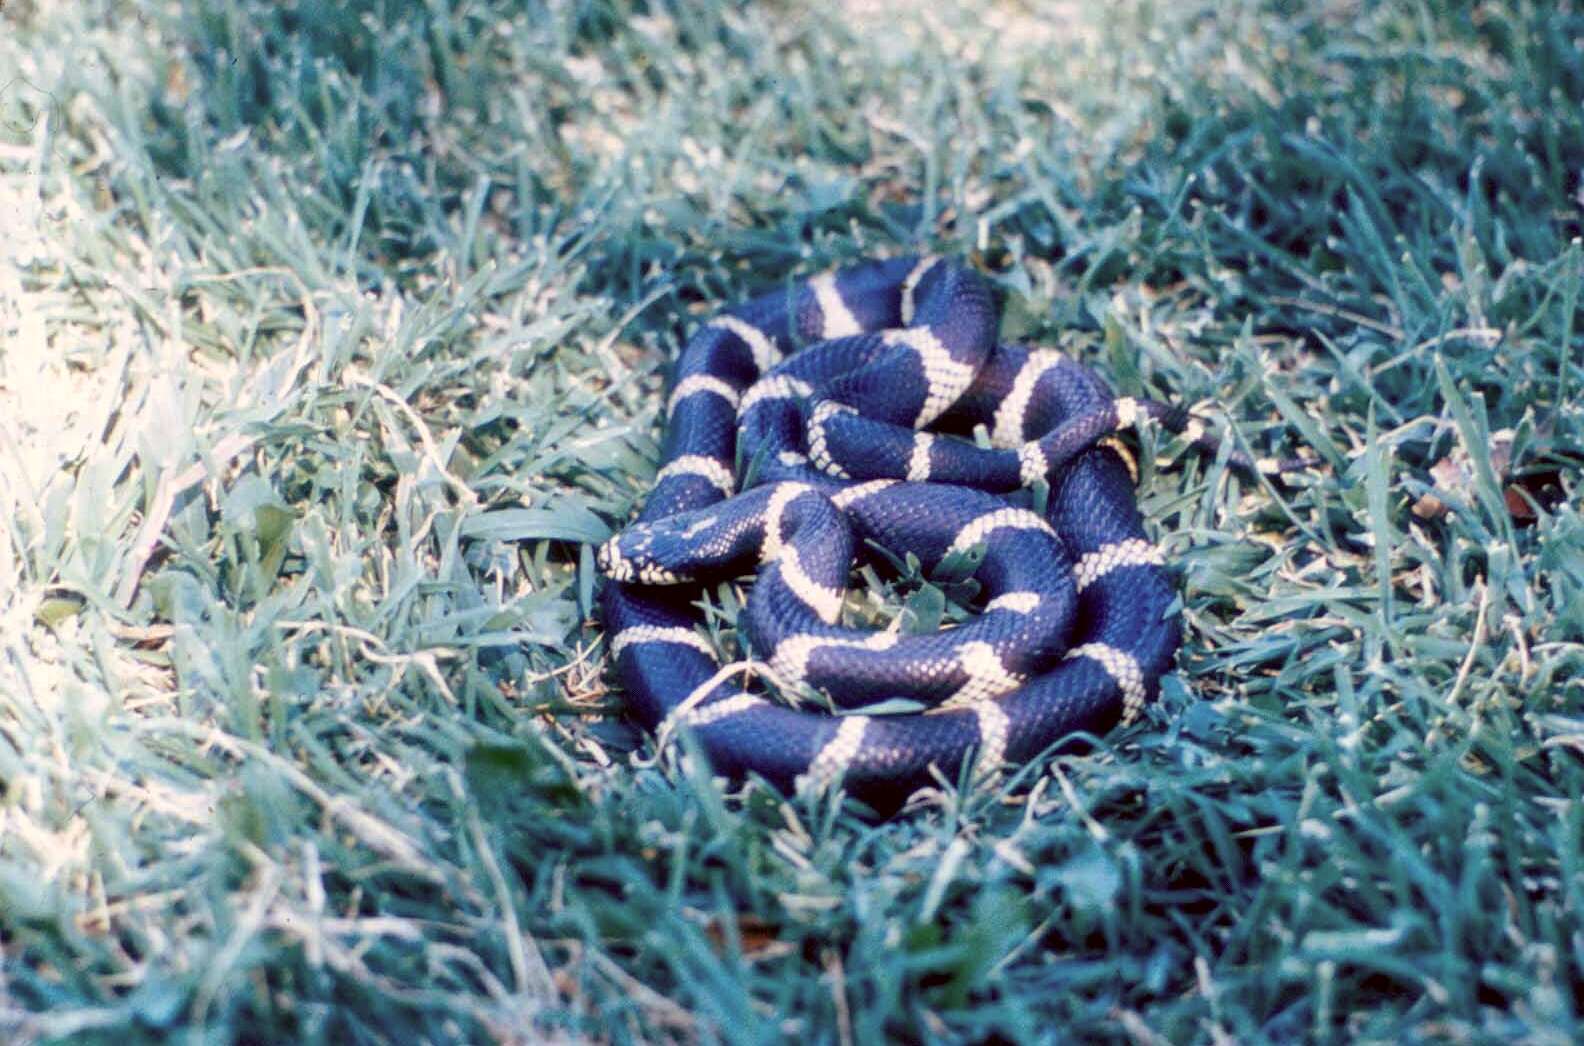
[[597, 257, 1293, 811]]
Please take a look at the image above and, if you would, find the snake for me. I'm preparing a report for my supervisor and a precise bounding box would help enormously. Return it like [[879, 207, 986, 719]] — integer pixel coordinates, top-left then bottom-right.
[[596, 256, 1292, 812]]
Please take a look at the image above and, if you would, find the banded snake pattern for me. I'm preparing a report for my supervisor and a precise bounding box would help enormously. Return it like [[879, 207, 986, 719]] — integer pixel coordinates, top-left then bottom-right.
[[596, 256, 1299, 812]]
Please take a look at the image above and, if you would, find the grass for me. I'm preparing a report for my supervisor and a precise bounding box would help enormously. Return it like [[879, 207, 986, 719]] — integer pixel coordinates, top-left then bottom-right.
[[1, 0, 1582, 1041]]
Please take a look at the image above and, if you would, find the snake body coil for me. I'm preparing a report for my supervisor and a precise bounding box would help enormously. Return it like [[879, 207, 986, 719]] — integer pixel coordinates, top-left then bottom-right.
[[598, 257, 1188, 811]]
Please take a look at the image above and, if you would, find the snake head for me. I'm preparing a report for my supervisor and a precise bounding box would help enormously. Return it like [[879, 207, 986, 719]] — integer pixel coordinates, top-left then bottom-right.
[[597, 527, 685, 585], [595, 537, 634, 582]]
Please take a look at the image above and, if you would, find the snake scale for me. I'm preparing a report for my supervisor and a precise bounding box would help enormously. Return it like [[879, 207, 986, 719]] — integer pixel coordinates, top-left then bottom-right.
[[596, 256, 1287, 812]]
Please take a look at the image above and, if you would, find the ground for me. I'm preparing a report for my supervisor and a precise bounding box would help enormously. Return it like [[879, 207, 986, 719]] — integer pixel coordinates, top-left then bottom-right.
[[2, 0, 1583, 1041]]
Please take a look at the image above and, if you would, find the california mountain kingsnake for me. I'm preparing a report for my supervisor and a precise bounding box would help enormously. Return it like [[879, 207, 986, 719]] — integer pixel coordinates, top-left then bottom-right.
[[597, 256, 1294, 812]]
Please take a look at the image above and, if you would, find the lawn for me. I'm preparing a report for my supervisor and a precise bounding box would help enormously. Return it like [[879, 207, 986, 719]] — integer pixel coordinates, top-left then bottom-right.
[[2, 0, 1582, 1041]]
